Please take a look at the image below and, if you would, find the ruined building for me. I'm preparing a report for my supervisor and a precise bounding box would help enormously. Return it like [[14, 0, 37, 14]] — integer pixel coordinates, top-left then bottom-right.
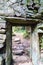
[[0, 0, 43, 65]]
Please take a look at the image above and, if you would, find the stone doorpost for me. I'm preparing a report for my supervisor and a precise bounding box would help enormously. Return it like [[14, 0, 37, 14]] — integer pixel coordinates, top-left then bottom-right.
[[31, 25, 40, 65], [6, 21, 12, 65]]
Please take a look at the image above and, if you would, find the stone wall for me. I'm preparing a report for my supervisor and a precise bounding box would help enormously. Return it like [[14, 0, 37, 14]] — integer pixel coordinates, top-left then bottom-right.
[[0, 0, 43, 19], [0, 18, 6, 65]]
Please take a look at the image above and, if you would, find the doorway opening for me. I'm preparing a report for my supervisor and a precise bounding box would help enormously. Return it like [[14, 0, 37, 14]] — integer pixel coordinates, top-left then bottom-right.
[[12, 26, 32, 65], [39, 33, 43, 62]]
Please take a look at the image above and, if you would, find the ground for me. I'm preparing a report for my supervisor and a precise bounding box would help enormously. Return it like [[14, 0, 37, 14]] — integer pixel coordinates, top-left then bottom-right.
[[12, 32, 32, 65]]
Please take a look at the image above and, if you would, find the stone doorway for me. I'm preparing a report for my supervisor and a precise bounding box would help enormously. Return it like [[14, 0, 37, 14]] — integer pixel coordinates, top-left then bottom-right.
[[5, 18, 42, 65], [12, 26, 32, 65]]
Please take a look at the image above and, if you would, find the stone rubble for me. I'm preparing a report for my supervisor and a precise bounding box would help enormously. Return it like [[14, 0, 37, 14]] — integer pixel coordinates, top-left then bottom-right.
[[18, 62, 32, 65], [0, 0, 43, 18], [12, 33, 32, 65]]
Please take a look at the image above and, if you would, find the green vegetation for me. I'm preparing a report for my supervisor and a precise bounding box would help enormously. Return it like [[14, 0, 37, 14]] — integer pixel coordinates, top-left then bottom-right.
[[12, 26, 30, 39], [23, 30, 30, 39], [39, 35, 43, 48], [12, 26, 25, 33]]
